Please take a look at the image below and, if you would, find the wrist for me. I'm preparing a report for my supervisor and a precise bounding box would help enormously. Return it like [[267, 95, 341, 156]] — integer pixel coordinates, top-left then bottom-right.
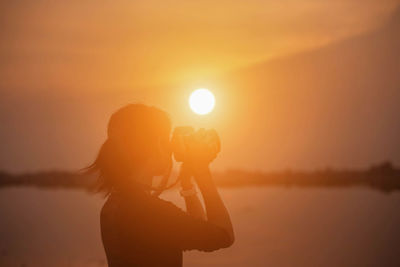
[[179, 162, 194, 189], [181, 181, 194, 190], [179, 186, 197, 197], [194, 172, 215, 192]]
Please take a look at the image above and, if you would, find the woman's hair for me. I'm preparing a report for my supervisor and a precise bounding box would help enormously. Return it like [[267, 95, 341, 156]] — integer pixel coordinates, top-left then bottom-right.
[[85, 104, 172, 195]]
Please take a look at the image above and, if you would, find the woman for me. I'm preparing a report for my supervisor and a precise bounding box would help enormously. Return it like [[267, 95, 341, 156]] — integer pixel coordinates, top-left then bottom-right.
[[87, 104, 234, 266]]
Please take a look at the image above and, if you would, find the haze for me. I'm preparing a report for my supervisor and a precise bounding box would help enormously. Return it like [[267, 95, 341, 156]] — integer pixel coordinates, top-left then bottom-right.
[[0, 0, 399, 172]]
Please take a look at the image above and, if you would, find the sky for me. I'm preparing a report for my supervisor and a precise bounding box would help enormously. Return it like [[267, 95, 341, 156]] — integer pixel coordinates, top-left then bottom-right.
[[0, 0, 399, 173], [1, 0, 398, 92]]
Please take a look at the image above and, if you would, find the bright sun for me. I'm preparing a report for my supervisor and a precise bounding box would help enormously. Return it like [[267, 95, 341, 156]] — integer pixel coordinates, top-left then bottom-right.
[[189, 89, 215, 115]]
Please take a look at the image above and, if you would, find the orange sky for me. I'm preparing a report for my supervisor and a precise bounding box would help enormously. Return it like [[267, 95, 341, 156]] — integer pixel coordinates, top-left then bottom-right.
[[1, 0, 398, 92], [0, 1, 400, 173]]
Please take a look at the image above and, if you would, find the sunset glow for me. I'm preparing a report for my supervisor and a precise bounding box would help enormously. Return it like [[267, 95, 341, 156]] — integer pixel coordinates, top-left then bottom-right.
[[2, 1, 400, 266]]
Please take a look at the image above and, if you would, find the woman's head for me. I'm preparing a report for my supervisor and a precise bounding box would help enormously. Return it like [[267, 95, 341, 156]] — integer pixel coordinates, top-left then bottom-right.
[[88, 104, 172, 194]]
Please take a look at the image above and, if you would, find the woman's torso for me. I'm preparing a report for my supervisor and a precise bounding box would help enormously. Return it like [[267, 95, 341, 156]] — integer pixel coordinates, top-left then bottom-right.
[[100, 192, 183, 267]]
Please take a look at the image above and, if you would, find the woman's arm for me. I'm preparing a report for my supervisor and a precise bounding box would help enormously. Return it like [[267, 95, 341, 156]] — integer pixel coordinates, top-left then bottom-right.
[[181, 128, 234, 246], [179, 163, 206, 220], [193, 165, 235, 245]]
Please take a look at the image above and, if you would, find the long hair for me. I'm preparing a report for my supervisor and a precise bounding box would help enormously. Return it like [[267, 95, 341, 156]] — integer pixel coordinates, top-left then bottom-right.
[[85, 104, 172, 195]]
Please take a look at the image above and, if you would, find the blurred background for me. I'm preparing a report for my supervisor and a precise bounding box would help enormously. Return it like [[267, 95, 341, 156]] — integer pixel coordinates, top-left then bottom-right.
[[0, 0, 400, 266]]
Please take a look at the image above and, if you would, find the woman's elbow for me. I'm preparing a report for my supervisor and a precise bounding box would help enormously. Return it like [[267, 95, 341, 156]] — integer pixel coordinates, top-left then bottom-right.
[[224, 232, 235, 248], [229, 234, 235, 247], [200, 234, 234, 252], [218, 230, 235, 249]]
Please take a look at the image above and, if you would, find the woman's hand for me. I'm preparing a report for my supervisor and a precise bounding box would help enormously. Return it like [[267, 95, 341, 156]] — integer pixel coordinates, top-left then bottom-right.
[[184, 128, 220, 172]]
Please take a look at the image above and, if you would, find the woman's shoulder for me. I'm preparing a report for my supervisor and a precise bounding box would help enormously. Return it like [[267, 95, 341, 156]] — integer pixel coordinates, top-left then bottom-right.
[[100, 194, 119, 219], [100, 190, 187, 224]]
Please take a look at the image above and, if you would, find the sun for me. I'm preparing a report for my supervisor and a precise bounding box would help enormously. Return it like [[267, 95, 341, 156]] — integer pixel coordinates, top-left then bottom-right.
[[189, 89, 215, 115]]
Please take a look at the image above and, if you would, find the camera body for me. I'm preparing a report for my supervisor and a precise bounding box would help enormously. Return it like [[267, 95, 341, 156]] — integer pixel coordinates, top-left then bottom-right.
[[171, 126, 221, 163]]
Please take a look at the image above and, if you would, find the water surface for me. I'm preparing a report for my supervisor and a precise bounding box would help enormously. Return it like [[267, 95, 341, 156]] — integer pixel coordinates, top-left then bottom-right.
[[0, 186, 399, 266]]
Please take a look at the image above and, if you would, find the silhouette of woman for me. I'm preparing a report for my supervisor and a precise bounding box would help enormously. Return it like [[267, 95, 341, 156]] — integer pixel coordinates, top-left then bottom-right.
[[86, 104, 234, 266]]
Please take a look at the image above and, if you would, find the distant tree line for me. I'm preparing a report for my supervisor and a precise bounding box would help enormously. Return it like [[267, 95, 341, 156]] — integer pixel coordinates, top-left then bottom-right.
[[213, 161, 400, 193], [0, 170, 96, 191], [0, 161, 399, 193]]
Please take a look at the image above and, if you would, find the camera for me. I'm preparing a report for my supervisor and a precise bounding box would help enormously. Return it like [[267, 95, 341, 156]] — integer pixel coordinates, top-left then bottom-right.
[[171, 126, 221, 163]]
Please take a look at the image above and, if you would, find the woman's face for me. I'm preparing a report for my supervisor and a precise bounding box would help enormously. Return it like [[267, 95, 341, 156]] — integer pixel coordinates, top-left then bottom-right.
[[150, 134, 173, 176]]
